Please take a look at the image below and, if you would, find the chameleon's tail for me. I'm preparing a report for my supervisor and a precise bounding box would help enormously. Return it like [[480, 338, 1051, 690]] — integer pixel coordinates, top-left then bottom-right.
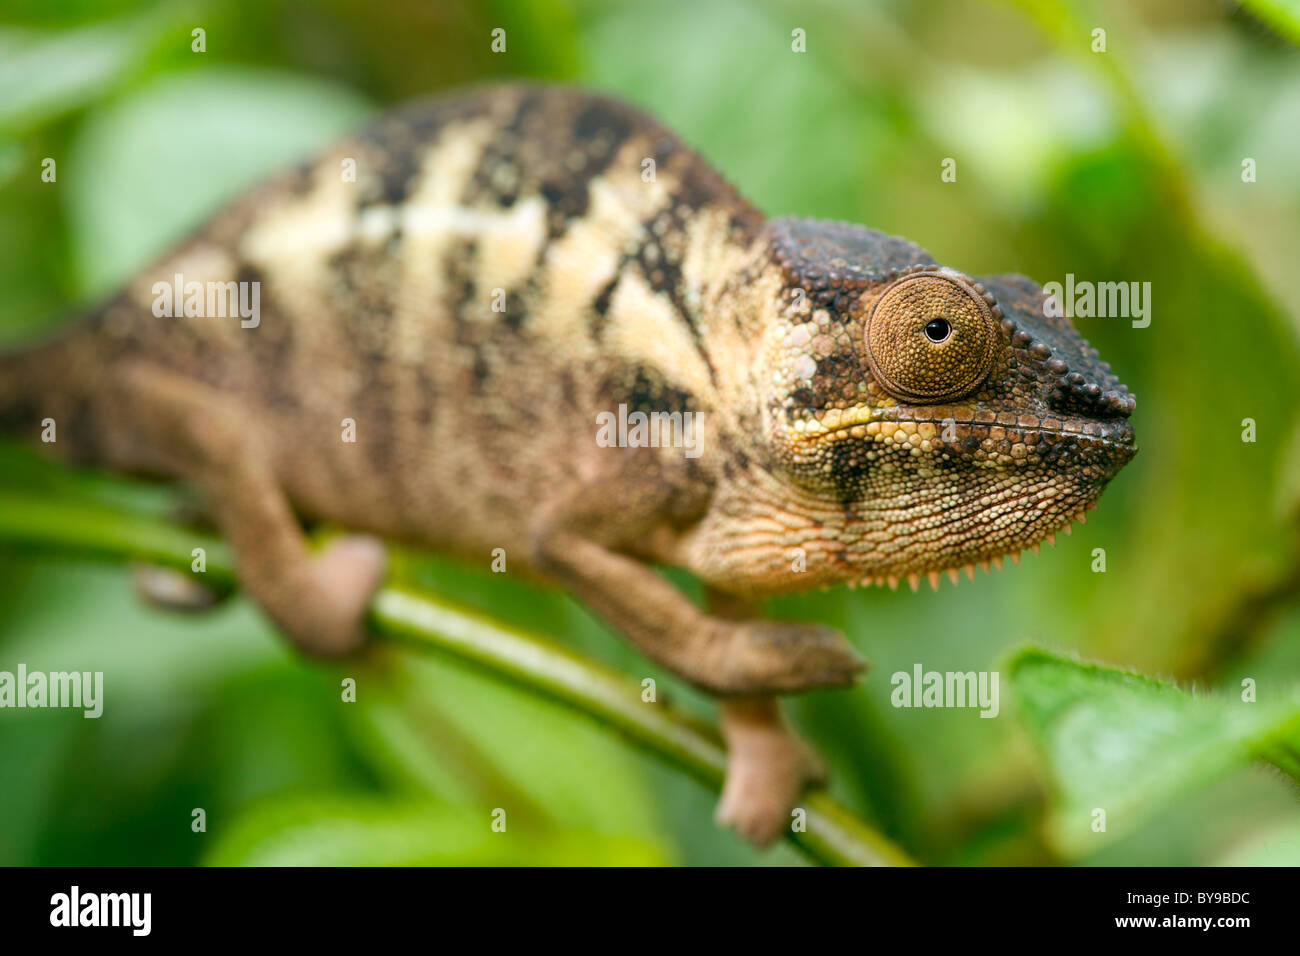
[[0, 319, 96, 453], [0, 341, 50, 438]]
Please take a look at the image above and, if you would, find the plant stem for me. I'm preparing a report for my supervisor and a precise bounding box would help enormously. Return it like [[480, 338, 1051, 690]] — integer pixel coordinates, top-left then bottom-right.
[[0, 488, 913, 867]]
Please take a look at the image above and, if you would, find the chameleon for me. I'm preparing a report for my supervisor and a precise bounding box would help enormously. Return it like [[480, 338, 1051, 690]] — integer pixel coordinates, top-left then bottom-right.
[[0, 85, 1136, 847]]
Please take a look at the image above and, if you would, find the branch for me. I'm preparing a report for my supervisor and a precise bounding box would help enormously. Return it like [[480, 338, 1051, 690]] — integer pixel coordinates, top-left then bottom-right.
[[0, 487, 913, 867]]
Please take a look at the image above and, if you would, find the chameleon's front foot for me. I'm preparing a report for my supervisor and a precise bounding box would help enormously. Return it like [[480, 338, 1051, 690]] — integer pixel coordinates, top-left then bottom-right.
[[709, 620, 866, 695], [716, 697, 826, 847]]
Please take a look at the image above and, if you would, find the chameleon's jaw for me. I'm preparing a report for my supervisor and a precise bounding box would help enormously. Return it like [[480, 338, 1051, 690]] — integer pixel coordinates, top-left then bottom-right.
[[684, 430, 1135, 600], [853, 496, 1100, 593], [761, 399, 1137, 594], [855, 428, 1133, 591]]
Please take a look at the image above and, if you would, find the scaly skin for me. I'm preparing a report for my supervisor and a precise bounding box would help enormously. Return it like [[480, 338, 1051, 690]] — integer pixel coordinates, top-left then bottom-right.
[[0, 85, 1136, 846]]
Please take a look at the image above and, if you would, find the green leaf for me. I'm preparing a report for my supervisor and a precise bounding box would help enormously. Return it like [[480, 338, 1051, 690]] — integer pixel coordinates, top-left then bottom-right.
[[1008, 647, 1300, 857], [1236, 0, 1300, 47], [204, 793, 671, 866], [0, 19, 152, 135], [66, 68, 371, 297]]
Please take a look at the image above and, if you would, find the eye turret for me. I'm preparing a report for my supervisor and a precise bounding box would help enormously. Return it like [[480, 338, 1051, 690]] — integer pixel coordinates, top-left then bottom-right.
[[863, 270, 998, 403]]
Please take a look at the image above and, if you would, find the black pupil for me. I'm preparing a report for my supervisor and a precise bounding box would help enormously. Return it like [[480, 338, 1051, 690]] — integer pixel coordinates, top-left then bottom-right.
[[924, 318, 952, 343]]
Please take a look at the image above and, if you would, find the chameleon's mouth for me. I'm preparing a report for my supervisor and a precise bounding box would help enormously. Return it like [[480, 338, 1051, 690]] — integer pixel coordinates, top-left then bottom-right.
[[849, 403, 1135, 452], [905, 411, 1135, 455], [803, 405, 1136, 464]]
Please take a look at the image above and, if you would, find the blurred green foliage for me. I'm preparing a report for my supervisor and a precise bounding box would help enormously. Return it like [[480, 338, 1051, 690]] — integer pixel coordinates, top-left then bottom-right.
[[1009, 647, 1300, 857], [1, 0, 1298, 865]]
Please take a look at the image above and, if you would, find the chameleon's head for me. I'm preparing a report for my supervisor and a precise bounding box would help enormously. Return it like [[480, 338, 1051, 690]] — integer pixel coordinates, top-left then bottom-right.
[[757, 217, 1136, 587]]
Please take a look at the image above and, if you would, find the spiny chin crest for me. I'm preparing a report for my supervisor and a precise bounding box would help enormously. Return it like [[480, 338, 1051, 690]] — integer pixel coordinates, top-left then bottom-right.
[[845, 501, 1097, 593]]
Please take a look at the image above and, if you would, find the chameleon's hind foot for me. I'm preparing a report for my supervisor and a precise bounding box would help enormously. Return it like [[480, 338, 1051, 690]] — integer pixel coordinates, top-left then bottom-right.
[[132, 563, 228, 610], [131, 534, 387, 658], [108, 363, 389, 659], [278, 534, 389, 657], [715, 697, 826, 847]]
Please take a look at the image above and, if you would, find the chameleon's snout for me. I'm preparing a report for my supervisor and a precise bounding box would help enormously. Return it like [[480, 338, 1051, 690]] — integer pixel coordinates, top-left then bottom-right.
[[1042, 355, 1136, 422], [975, 273, 1135, 396]]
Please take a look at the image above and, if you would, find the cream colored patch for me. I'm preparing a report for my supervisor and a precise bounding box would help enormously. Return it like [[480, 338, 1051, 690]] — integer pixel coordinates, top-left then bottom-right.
[[682, 215, 774, 399], [471, 196, 547, 311], [233, 146, 363, 372], [238, 149, 355, 282], [130, 244, 247, 349], [347, 143, 546, 333], [131, 244, 237, 306], [602, 270, 713, 399], [530, 140, 673, 360], [355, 205, 399, 246], [681, 206, 751, 315], [354, 196, 546, 305]]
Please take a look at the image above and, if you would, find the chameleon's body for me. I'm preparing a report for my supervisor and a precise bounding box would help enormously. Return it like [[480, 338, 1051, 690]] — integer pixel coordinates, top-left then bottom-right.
[[1, 86, 1135, 844]]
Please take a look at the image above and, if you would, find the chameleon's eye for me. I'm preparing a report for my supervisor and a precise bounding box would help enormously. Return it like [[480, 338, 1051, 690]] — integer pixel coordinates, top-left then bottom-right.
[[923, 318, 952, 343], [863, 271, 997, 402]]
